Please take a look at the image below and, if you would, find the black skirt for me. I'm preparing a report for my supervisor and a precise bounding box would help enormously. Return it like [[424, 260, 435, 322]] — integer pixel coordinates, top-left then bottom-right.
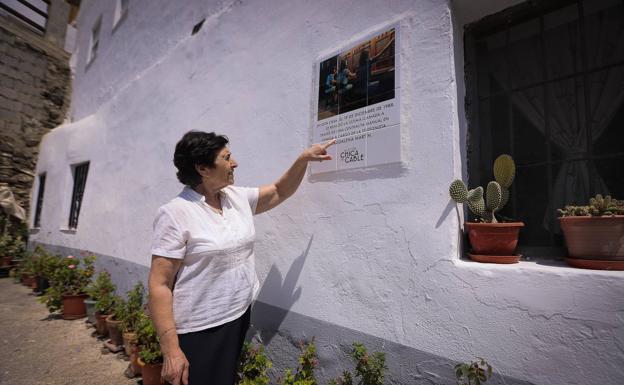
[[178, 306, 251, 385]]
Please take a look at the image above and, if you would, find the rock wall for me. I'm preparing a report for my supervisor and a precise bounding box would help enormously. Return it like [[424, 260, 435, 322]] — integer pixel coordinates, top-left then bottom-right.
[[0, 15, 71, 217]]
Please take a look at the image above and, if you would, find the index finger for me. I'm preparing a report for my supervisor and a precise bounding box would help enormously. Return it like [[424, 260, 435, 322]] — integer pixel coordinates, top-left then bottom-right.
[[321, 138, 337, 149]]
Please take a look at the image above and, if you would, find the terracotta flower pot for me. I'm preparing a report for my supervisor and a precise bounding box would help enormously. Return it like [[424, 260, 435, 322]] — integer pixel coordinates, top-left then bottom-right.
[[21, 272, 33, 286], [1, 255, 12, 267], [106, 315, 124, 347], [465, 222, 524, 263], [62, 293, 88, 320], [123, 332, 138, 356], [560, 216, 624, 270], [94, 311, 110, 337], [137, 357, 163, 385]]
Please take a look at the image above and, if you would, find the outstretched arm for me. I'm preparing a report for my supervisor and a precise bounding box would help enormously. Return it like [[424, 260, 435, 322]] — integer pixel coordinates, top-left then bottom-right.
[[256, 139, 336, 214]]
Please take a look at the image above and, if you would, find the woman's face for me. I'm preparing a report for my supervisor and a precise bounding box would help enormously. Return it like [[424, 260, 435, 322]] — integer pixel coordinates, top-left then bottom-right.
[[196, 147, 238, 190]]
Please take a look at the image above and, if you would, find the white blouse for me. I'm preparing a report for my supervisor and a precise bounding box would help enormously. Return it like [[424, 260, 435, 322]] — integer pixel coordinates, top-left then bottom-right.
[[151, 185, 259, 334]]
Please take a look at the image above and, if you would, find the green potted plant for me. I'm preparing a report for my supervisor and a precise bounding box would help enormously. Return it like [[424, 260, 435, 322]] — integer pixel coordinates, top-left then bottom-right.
[[558, 194, 624, 270], [0, 232, 12, 267], [19, 250, 37, 288], [86, 270, 116, 333], [95, 290, 117, 337], [30, 246, 61, 294], [449, 154, 524, 263], [120, 281, 144, 356], [105, 295, 126, 349], [455, 358, 492, 385], [136, 312, 163, 385], [42, 254, 95, 319]]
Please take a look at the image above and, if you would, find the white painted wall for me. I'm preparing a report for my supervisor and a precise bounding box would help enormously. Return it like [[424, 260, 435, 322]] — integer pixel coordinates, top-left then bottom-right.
[[31, 0, 624, 384]]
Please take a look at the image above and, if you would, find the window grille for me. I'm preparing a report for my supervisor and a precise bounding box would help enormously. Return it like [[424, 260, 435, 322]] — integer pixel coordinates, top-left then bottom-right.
[[68, 162, 89, 229], [33, 173, 45, 228], [464, 0, 624, 258], [0, 0, 48, 34]]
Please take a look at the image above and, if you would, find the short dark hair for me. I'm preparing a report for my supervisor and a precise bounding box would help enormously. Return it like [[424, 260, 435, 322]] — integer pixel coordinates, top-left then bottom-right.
[[173, 131, 229, 187]]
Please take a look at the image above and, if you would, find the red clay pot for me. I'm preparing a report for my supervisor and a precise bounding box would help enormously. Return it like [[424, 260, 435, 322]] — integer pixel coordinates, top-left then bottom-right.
[[62, 293, 88, 320], [21, 273, 33, 286], [95, 311, 110, 337], [465, 222, 524, 256], [560, 216, 624, 270], [1, 256, 12, 267], [106, 315, 124, 347], [138, 357, 163, 385]]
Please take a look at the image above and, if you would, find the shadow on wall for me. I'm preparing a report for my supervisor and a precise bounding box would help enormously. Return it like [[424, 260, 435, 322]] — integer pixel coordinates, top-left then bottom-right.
[[251, 236, 313, 345]]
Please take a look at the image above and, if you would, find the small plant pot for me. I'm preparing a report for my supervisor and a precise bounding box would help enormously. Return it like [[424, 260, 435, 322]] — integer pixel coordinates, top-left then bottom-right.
[[94, 311, 110, 337], [21, 272, 33, 286], [84, 299, 96, 324], [34, 276, 50, 294], [465, 222, 524, 260], [62, 293, 88, 320], [560, 216, 624, 270], [123, 332, 138, 356], [129, 342, 142, 375], [137, 357, 163, 385], [106, 315, 124, 347]]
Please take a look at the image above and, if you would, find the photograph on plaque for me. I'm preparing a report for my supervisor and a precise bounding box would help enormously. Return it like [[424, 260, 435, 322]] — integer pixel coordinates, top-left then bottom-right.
[[317, 28, 395, 119], [312, 25, 400, 174]]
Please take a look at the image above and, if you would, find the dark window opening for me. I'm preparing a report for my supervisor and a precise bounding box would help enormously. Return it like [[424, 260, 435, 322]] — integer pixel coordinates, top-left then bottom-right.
[[464, 0, 624, 259], [68, 162, 89, 229], [33, 173, 45, 228]]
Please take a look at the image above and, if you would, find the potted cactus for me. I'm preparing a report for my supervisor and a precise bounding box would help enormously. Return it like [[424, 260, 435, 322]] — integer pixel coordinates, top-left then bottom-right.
[[558, 194, 624, 270], [449, 154, 524, 263]]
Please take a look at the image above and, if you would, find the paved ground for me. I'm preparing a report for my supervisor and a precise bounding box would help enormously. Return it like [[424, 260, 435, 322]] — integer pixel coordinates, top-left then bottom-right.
[[0, 277, 138, 385]]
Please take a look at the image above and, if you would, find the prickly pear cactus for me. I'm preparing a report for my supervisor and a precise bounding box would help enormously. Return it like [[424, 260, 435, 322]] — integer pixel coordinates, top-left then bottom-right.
[[449, 180, 468, 202], [494, 154, 515, 207], [493, 155, 515, 189], [448, 154, 515, 223]]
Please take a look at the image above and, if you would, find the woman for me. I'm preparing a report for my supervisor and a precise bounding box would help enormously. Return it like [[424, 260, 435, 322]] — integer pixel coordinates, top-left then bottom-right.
[[149, 131, 335, 385]]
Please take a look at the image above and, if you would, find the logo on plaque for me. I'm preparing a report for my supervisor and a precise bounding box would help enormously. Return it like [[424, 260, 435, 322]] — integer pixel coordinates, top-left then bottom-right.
[[340, 147, 365, 164]]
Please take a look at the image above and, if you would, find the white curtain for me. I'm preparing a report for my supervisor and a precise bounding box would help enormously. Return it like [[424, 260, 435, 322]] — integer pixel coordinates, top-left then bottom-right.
[[482, 6, 624, 231]]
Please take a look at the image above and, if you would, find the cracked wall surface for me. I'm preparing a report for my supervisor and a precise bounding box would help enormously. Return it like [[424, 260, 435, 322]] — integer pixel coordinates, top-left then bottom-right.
[[29, 0, 624, 384]]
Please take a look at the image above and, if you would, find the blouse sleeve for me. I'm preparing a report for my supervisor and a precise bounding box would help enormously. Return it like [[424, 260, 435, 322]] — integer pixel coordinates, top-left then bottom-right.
[[151, 207, 186, 259], [238, 186, 259, 215]]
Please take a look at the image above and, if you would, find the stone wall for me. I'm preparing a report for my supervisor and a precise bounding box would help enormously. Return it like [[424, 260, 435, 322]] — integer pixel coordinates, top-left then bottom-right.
[[0, 14, 71, 218]]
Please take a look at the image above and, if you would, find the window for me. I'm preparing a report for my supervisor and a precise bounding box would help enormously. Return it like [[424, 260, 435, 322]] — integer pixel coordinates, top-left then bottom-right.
[[0, 0, 48, 34], [87, 16, 101, 65], [33, 173, 46, 228], [464, 0, 624, 257], [112, 0, 128, 31], [68, 162, 89, 229]]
